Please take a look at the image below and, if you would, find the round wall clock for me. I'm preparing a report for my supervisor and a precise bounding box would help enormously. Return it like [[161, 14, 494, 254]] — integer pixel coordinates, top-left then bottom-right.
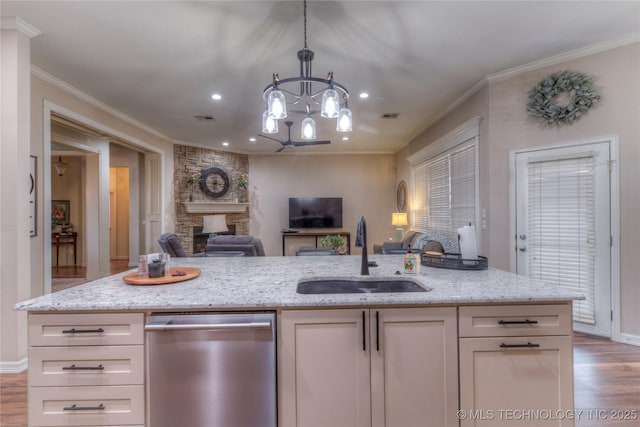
[[396, 180, 407, 212], [199, 167, 230, 199]]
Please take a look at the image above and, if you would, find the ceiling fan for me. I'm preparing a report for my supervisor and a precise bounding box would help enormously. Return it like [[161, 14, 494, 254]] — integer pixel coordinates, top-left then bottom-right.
[[258, 121, 331, 153]]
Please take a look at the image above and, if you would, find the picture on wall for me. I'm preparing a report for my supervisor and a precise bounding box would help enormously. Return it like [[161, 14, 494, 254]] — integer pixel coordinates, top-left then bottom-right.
[[52, 200, 70, 225]]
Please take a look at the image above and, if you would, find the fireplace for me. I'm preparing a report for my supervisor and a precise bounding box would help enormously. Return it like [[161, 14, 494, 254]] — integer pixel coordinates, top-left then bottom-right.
[[192, 225, 236, 254]]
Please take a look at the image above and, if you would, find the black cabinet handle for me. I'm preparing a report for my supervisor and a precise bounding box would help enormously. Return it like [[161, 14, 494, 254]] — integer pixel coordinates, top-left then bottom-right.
[[498, 319, 538, 325], [375, 311, 380, 352], [62, 364, 104, 371], [362, 311, 366, 351], [62, 328, 105, 334], [499, 342, 541, 348], [63, 403, 105, 411]]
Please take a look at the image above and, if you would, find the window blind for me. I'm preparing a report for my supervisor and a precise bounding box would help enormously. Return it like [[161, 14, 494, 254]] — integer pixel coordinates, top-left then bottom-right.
[[527, 156, 596, 324], [411, 140, 476, 234]]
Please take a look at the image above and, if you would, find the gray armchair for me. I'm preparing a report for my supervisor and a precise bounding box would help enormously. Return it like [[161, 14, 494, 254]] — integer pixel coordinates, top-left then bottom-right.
[[205, 235, 265, 257]]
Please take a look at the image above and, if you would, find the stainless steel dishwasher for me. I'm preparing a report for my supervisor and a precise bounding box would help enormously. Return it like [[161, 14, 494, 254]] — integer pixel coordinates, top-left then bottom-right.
[[145, 312, 276, 427]]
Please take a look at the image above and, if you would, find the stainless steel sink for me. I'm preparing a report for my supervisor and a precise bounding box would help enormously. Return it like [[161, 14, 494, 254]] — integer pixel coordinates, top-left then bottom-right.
[[296, 278, 430, 294]]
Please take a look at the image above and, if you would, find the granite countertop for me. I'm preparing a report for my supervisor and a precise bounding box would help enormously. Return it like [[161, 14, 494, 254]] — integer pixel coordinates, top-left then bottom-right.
[[14, 255, 584, 312]]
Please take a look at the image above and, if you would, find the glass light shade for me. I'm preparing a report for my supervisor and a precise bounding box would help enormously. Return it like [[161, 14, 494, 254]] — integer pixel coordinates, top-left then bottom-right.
[[320, 89, 340, 118], [336, 107, 352, 132], [261, 110, 279, 134], [267, 90, 287, 119], [301, 117, 316, 140], [54, 157, 69, 176]]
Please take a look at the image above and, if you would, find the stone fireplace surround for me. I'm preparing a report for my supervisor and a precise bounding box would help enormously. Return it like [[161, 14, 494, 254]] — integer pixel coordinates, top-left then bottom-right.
[[174, 145, 249, 255]]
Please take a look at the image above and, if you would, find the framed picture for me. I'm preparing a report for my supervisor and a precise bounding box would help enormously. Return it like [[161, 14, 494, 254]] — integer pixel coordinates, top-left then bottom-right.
[[30, 155, 37, 236], [52, 200, 70, 225]]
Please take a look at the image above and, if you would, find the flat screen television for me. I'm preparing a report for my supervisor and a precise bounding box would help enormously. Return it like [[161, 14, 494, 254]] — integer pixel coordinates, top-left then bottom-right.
[[289, 197, 343, 229]]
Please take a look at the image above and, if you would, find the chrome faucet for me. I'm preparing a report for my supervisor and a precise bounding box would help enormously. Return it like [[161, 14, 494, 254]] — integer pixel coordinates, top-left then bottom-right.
[[355, 216, 369, 275]]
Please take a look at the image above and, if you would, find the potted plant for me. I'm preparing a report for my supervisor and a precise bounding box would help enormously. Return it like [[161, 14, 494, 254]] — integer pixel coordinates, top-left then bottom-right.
[[185, 170, 201, 202], [237, 173, 248, 202], [319, 234, 346, 255]]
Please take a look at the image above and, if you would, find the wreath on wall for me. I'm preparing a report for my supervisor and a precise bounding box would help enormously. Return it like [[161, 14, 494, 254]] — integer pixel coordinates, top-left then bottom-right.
[[526, 70, 600, 126]]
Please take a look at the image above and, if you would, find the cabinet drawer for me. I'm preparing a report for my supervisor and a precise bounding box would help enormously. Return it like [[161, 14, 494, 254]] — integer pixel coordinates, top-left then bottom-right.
[[29, 313, 144, 346], [459, 304, 571, 337], [29, 385, 144, 426], [29, 345, 144, 387]]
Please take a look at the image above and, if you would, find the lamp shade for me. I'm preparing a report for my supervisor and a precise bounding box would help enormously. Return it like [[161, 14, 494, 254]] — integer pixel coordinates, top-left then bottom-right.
[[391, 212, 408, 226], [321, 89, 340, 118], [202, 215, 228, 234], [301, 117, 316, 140], [262, 110, 279, 134], [336, 107, 352, 132], [267, 90, 287, 119]]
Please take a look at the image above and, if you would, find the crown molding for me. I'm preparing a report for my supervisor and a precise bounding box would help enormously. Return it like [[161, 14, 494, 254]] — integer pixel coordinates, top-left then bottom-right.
[[0, 17, 41, 37], [32, 65, 173, 142], [399, 33, 640, 155], [487, 32, 640, 83]]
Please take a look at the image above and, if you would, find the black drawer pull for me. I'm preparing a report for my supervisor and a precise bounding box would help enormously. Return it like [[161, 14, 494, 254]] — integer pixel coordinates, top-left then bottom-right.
[[63, 403, 105, 411], [61, 328, 105, 334], [62, 364, 104, 371], [500, 342, 541, 348], [498, 319, 538, 325]]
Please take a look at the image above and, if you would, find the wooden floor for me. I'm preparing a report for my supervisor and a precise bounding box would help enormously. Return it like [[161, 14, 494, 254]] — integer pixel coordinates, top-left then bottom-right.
[[1, 335, 638, 426]]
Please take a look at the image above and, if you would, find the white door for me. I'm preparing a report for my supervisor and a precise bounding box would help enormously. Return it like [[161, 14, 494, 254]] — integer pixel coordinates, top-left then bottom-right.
[[144, 153, 163, 254], [515, 142, 611, 337]]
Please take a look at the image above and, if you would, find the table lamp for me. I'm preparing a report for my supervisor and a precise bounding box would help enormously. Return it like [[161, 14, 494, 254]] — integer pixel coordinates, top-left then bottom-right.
[[391, 212, 408, 242]]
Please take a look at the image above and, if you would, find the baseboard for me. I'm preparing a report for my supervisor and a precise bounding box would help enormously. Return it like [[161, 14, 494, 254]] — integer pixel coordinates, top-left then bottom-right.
[[0, 357, 28, 373], [619, 333, 640, 347]]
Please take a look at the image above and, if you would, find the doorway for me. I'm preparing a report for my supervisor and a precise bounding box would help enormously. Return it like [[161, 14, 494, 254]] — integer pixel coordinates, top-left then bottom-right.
[[513, 139, 616, 338], [109, 167, 130, 263]]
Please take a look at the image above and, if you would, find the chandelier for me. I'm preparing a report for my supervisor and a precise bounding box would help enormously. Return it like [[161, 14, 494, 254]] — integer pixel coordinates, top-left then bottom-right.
[[53, 156, 69, 176], [261, 0, 352, 140]]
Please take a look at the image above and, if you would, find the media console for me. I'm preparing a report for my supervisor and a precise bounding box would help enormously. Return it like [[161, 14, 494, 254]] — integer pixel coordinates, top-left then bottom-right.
[[281, 229, 351, 256]]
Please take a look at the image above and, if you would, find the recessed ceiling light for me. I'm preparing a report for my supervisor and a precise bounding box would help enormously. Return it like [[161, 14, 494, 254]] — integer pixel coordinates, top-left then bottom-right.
[[211, 93, 222, 100], [359, 92, 369, 99], [222, 141, 230, 146], [342, 136, 349, 141], [249, 137, 256, 142]]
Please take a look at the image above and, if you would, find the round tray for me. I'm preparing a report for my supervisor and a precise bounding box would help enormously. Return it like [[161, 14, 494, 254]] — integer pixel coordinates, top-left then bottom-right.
[[122, 267, 201, 286], [421, 253, 488, 270]]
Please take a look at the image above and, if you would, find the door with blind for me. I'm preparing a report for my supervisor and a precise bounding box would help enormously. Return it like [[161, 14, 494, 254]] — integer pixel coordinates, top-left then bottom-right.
[[515, 142, 611, 337]]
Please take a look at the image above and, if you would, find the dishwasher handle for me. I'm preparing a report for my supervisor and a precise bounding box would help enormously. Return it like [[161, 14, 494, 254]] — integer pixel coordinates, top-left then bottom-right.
[[145, 321, 272, 332]]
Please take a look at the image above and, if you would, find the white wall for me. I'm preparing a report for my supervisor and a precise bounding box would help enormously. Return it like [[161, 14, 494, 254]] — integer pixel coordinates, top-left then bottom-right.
[[249, 154, 397, 256]]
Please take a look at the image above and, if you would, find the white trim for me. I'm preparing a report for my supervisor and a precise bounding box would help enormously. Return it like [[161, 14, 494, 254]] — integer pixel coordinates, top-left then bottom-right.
[[0, 16, 41, 37], [509, 135, 621, 342], [407, 116, 481, 167], [33, 66, 173, 142], [0, 357, 28, 374], [488, 33, 640, 84], [619, 333, 640, 347], [183, 202, 249, 214]]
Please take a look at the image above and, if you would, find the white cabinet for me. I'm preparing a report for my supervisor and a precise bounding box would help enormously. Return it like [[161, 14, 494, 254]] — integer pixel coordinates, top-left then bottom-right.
[[28, 313, 145, 427], [458, 304, 574, 427], [279, 307, 458, 427]]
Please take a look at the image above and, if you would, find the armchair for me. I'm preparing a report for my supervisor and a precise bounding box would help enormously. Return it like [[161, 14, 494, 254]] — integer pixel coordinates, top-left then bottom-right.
[[205, 235, 265, 257], [158, 233, 205, 258]]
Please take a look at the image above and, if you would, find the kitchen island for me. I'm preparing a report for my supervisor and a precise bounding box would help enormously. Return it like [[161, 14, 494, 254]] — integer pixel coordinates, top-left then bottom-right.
[[15, 255, 583, 427]]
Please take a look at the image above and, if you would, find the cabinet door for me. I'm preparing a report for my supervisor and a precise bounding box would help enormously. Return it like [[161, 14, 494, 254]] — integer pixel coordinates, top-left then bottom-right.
[[371, 307, 459, 427], [459, 336, 574, 426], [279, 309, 371, 427]]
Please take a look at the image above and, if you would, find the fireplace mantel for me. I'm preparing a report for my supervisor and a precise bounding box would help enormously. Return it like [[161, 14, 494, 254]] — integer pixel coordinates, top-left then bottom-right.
[[182, 202, 249, 214]]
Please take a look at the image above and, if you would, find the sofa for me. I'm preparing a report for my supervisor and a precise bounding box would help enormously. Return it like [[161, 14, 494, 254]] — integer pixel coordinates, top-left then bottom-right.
[[373, 230, 459, 255], [205, 235, 266, 257]]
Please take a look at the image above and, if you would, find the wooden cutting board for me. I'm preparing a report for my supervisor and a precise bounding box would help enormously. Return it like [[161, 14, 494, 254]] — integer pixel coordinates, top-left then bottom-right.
[[122, 267, 201, 286]]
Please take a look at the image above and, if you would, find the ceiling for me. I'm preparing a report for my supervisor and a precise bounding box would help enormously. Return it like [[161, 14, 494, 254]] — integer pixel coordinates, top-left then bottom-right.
[[3, 1, 639, 154]]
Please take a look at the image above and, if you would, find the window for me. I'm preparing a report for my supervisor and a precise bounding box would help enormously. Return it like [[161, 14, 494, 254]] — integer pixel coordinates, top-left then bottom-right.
[[408, 117, 480, 234]]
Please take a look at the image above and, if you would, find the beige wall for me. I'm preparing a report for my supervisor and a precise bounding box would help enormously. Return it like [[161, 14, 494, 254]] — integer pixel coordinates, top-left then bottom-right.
[[249, 154, 397, 256], [402, 43, 640, 340]]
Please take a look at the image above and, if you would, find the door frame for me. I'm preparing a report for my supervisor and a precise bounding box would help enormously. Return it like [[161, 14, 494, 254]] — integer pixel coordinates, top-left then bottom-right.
[[43, 100, 165, 293], [508, 135, 620, 341]]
